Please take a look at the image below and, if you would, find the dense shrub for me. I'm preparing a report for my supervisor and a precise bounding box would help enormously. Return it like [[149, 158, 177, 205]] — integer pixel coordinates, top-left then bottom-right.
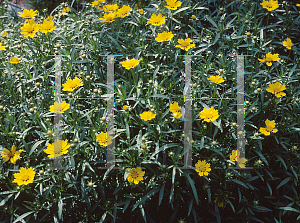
[[0, 0, 299, 222]]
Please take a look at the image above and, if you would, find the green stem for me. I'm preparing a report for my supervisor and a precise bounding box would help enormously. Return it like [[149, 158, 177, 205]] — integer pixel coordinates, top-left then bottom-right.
[[266, 12, 270, 28]]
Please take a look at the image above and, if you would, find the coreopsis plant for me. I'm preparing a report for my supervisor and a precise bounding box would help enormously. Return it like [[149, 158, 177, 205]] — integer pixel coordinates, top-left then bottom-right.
[[200, 107, 219, 122], [170, 102, 181, 113], [259, 119, 278, 136], [91, 0, 105, 6], [62, 7, 70, 13], [102, 4, 119, 13], [282, 37, 293, 49], [0, 43, 5, 50], [12, 167, 36, 186], [155, 31, 174, 42], [117, 5, 132, 18], [1, 145, 23, 164], [230, 150, 247, 168], [123, 105, 129, 111], [98, 12, 118, 23], [121, 58, 140, 69], [195, 160, 211, 176], [147, 13, 166, 26], [266, 81, 286, 98], [175, 38, 195, 50], [49, 101, 70, 113], [96, 132, 113, 146], [170, 102, 182, 119], [9, 56, 21, 64], [140, 111, 156, 121], [39, 16, 56, 33], [207, 75, 225, 84], [20, 19, 40, 38], [44, 139, 70, 158], [260, 0, 279, 11], [165, 0, 182, 10], [18, 9, 38, 19], [62, 77, 84, 91], [127, 167, 145, 184], [258, 52, 280, 66]]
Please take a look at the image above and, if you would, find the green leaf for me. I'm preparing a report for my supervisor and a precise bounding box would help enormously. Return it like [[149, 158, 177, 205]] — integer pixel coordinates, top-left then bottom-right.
[[29, 140, 45, 156], [266, 181, 272, 196], [275, 155, 287, 170], [252, 206, 272, 212], [206, 16, 219, 29], [13, 211, 34, 223], [123, 199, 131, 213], [173, 6, 191, 15], [0, 194, 13, 206], [172, 166, 176, 184], [182, 172, 199, 205], [230, 179, 249, 189], [278, 206, 300, 214], [276, 177, 292, 189], [158, 184, 165, 206], [139, 205, 147, 223], [99, 211, 107, 223], [132, 187, 160, 211]]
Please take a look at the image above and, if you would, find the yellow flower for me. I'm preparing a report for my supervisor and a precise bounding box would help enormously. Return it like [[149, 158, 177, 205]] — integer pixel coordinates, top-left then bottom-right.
[[258, 52, 280, 66], [62, 77, 84, 91], [200, 107, 219, 122], [123, 105, 129, 111], [12, 167, 36, 186], [9, 56, 21, 64], [172, 112, 182, 119], [39, 18, 56, 33], [191, 15, 197, 20], [18, 9, 38, 19], [260, 0, 279, 11], [1, 145, 23, 164], [121, 58, 140, 70], [44, 139, 70, 158], [62, 7, 70, 13], [139, 9, 144, 15], [91, 0, 105, 6], [170, 101, 181, 113], [117, 5, 131, 18], [230, 150, 247, 168], [49, 101, 70, 113], [0, 43, 5, 51], [207, 75, 225, 84], [165, 0, 182, 10], [127, 167, 145, 184], [297, 4, 300, 7], [2, 31, 7, 37], [96, 131, 113, 146], [155, 31, 174, 42], [175, 38, 195, 51], [20, 19, 40, 38], [103, 4, 119, 13], [140, 111, 156, 121], [147, 13, 166, 26], [259, 119, 278, 136], [195, 160, 211, 176], [98, 12, 117, 23], [282, 37, 293, 50], [266, 82, 286, 98]]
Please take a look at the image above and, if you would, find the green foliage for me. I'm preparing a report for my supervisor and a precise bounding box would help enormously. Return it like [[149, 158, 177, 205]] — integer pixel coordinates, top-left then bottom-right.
[[0, 0, 300, 222]]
